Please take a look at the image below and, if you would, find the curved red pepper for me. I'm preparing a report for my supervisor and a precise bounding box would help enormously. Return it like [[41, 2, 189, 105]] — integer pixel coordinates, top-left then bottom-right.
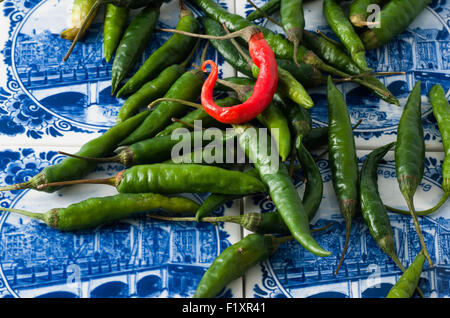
[[201, 31, 278, 124]]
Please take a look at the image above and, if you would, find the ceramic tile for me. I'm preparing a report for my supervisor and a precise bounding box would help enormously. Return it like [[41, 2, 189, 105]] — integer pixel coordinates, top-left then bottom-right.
[[243, 150, 450, 298], [0, 0, 236, 147], [0, 146, 243, 298], [236, 0, 450, 150]]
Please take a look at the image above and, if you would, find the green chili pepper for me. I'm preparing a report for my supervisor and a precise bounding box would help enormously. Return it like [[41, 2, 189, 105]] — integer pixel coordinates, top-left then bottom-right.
[[386, 85, 450, 216], [247, 0, 281, 21], [202, 17, 314, 109], [194, 168, 260, 222], [215, 77, 293, 162], [280, 0, 305, 66], [276, 58, 326, 88], [116, 4, 200, 98], [252, 64, 314, 109], [118, 68, 204, 146], [59, 131, 216, 167], [116, 64, 185, 123], [103, 4, 129, 63], [194, 233, 291, 298], [190, 0, 347, 78], [327, 76, 359, 274], [302, 30, 399, 106], [0, 110, 151, 193], [156, 96, 239, 137], [235, 124, 331, 257], [360, 142, 407, 271], [61, 0, 98, 41], [395, 81, 433, 266], [257, 102, 292, 162], [274, 93, 312, 146], [430, 84, 450, 195], [323, 0, 371, 71], [201, 16, 253, 77], [116, 37, 200, 123], [361, 0, 432, 50], [296, 141, 323, 221], [349, 0, 389, 28], [38, 164, 267, 196], [302, 126, 329, 151], [1, 193, 199, 232], [386, 252, 426, 298], [111, 4, 161, 95]]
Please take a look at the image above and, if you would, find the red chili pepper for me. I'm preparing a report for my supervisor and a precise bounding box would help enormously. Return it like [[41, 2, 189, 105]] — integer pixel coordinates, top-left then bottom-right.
[[201, 31, 278, 124]]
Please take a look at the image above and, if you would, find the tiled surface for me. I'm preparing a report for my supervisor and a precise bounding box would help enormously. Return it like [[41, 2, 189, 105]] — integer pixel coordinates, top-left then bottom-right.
[[0, 0, 449, 298], [243, 150, 449, 298], [0, 146, 243, 298], [238, 0, 450, 150]]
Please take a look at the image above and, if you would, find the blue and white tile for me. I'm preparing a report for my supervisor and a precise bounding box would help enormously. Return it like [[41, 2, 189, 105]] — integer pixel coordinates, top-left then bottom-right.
[[244, 150, 450, 298], [0, 146, 243, 298], [236, 0, 449, 150], [0, 0, 236, 146]]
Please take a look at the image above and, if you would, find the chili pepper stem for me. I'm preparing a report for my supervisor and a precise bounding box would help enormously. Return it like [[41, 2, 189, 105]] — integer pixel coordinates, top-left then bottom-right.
[[272, 235, 294, 249], [246, 0, 282, 27], [0, 182, 32, 192], [157, 26, 260, 43], [180, 38, 202, 69], [36, 176, 117, 191], [57, 151, 121, 163], [316, 29, 344, 50], [404, 194, 434, 267], [1, 207, 47, 222], [62, 0, 105, 62], [148, 98, 203, 110], [334, 72, 406, 83], [335, 220, 351, 275], [385, 193, 449, 216], [309, 57, 393, 98]]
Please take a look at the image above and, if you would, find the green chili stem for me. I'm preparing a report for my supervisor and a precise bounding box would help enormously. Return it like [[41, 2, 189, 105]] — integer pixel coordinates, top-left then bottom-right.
[[148, 98, 203, 110], [316, 29, 345, 49], [315, 62, 392, 98], [180, 38, 202, 69], [1, 207, 46, 222], [211, 74, 253, 100], [36, 176, 116, 191], [246, 0, 282, 27], [171, 117, 206, 130], [386, 193, 449, 216], [57, 151, 120, 163], [335, 220, 351, 275], [222, 23, 253, 69], [63, 0, 106, 62], [334, 72, 406, 83], [200, 41, 210, 65], [149, 213, 333, 234], [405, 196, 434, 267], [0, 181, 33, 192], [158, 25, 260, 42]]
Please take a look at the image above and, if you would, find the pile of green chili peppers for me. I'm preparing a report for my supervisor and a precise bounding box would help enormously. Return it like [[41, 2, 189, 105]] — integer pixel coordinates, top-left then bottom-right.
[[0, 0, 445, 299]]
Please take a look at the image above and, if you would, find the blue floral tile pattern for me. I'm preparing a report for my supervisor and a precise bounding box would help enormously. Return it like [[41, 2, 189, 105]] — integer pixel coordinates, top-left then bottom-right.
[[0, 0, 235, 145], [244, 150, 450, 298], [1, 0, 450, 299], [0, 146, 243, 298], [237, 0, 450, 149]]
